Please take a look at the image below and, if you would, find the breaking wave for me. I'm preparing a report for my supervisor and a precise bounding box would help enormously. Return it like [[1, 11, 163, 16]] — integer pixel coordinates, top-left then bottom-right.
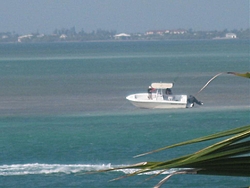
[[0, 163, 112, 176], [0, 163, 178, 176]]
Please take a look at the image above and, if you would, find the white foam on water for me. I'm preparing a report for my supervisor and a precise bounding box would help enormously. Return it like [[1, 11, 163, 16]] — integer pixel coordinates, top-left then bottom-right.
[[0, 163, 180, 176], [0, 163, 113, 176]]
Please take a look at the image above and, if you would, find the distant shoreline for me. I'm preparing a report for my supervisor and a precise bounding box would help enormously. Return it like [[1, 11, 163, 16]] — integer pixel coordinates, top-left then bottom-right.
[[1, 38, 248, 45], [1, 28, 249, 43]]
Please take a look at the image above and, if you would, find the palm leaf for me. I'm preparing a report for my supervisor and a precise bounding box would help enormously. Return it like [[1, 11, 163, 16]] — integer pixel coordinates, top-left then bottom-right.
[[95, 125, 250, 187], [197, 72, 250, 94], [134, 124, 250, 158], [227, 71, 250, 78]]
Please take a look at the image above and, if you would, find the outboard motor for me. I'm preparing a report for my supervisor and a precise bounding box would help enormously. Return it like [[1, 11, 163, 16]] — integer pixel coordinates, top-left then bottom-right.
[[187, 95, 203, 107]]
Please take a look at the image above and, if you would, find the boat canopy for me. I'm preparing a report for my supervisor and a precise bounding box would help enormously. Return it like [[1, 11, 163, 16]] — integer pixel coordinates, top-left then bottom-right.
[[151, 83, 173, 89]]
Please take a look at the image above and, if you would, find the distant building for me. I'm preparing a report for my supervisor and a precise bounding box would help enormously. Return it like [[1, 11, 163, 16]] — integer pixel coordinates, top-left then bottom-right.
[[114, 33, 131, 40], [169, 30, 186, 34], [18, 34, 33, 42], [60, 34, 67, 39], [145, 30, 165, 35], [145, 29, 186, 35], [145, 31, 154, 35], [213, 33, 237, 40], [225, 33, 237, 38], [37, 34, 45, 38], [2, 35, 8, 39]]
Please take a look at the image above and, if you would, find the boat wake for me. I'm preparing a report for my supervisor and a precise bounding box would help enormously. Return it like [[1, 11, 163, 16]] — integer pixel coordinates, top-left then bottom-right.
[[0, 163, 178, 176]]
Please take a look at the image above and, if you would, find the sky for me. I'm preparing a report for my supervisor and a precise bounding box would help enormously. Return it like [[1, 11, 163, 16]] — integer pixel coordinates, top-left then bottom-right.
[[0, 0, 249, 34]]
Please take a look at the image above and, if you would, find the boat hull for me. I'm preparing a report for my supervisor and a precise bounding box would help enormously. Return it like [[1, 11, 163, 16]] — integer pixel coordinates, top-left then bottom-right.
[[126, 93, 188, 109]]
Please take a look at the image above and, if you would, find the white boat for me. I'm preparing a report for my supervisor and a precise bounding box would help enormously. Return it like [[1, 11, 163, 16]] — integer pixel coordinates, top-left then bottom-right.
[[126, 82, 202, 109]]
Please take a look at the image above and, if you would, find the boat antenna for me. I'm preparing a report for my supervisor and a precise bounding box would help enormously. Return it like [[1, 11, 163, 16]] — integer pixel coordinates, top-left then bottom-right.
[[173, 76, 179, 85]]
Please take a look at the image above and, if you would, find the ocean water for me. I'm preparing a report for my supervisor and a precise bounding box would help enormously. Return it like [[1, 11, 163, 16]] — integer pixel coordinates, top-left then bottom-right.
[[0, 40, 249, 187]]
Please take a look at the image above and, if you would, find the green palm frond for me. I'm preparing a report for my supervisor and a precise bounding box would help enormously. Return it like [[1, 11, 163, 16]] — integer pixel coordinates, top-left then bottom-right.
[[197, 72, 249, 94], [134, 124, 250, 157], [96, 125, 250, 187], [227, 72, 250, 78]]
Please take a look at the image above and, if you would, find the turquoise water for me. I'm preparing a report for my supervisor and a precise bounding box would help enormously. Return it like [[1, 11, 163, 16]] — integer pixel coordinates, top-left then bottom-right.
[[0, 40, 249, 187]]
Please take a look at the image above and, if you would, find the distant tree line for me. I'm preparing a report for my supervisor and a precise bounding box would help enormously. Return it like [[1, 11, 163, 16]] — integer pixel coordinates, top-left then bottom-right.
[[0, 28, 249, 43]]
